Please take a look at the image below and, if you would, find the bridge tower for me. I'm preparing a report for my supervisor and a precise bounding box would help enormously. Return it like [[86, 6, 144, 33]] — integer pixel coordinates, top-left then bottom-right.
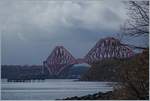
[[43, 46, 76, 76], [84, 37, 134, 64]]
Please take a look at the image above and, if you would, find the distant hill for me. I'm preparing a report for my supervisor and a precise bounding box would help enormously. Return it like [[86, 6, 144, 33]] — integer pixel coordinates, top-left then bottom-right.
[[1, 65, 46, 80], [1, 64, 90, 80]]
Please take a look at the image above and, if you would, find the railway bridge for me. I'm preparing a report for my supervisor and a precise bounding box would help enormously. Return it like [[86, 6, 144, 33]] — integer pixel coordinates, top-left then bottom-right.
[[43, 37, 134, 76]]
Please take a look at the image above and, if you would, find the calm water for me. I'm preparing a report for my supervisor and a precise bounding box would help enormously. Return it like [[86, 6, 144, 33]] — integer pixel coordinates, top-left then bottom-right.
[[1, 79, 114, 100]]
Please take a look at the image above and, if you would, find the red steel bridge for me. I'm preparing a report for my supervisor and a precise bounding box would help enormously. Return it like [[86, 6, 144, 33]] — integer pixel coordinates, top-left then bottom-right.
[[43, 37, 134, 76]]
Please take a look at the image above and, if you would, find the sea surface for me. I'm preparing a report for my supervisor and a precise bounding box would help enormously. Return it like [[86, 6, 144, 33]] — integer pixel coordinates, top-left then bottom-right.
[[1, 79, 115, 100]]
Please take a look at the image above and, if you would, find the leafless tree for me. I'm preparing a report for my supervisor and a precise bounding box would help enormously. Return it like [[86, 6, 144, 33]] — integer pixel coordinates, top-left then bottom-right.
[[121, 1, 149, 36]]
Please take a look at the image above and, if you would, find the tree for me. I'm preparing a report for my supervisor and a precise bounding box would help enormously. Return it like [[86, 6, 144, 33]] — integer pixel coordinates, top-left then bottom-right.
[[120, 49, 149, 99], [116, 2, 149, 99], [122, 1, 149, 36]]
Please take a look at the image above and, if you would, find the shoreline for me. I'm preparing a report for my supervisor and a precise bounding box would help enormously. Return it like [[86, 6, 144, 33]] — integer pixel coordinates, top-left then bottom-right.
[[61, 91, 113, 100]]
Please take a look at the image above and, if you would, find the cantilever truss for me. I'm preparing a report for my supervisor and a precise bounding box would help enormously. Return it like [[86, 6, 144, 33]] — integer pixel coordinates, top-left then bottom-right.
[[84, 37, 133, 64], [43, 46, 76, 75], [43, 37, 134, 75]]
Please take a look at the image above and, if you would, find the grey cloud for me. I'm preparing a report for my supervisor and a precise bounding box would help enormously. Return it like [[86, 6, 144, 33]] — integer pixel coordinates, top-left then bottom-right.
[[1, 0, 134, 65]]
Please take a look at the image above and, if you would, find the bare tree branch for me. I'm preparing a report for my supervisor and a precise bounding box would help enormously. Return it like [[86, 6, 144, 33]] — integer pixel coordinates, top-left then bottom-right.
[[122, 1, 149, 37]]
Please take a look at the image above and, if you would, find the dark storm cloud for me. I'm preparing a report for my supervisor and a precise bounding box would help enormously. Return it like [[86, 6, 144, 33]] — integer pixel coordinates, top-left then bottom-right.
[[1, 0, 131, 65]]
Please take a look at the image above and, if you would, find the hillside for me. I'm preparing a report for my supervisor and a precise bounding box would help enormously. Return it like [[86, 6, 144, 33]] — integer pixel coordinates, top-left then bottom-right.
[[80, 59, 125, 82]]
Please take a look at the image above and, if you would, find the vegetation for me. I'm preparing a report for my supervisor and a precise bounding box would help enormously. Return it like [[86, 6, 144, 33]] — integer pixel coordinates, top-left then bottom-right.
[[80, 59, 124, 81], [117, 49, 149, 99], [116, 1, 149, 99]]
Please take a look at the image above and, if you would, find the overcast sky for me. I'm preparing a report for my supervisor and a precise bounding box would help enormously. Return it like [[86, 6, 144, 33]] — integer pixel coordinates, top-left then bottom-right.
[[1, 0, 148, 65]]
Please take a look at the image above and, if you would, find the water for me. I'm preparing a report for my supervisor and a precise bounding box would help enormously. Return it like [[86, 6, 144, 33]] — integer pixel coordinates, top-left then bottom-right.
[[1, 79, 114, 100]]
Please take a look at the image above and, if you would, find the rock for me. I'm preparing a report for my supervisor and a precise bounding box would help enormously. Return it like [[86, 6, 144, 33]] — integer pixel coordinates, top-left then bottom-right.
[[61, 91, 113, 100]]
